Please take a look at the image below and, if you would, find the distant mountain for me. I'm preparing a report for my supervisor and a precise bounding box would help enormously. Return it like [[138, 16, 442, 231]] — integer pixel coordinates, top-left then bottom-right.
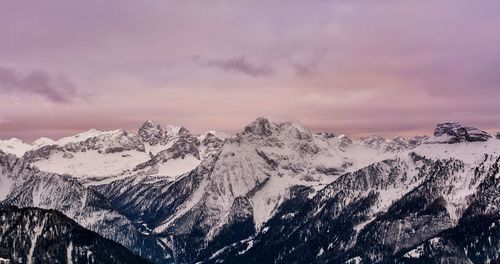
[[0, 122, 226, 185], [0, 204, 150, 264], [0, 138, 35, 157], [0, 119, 498, 264], [93, 117, 431, 262]]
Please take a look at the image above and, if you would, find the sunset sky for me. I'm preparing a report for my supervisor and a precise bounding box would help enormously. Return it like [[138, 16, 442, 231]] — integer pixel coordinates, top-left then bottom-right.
[[1, 1, 500, 141]]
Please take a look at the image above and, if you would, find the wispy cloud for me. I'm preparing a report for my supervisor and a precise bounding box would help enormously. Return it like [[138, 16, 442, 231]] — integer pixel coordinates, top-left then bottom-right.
[[194, 56, 275, 77], [0, 66, 82, 103]]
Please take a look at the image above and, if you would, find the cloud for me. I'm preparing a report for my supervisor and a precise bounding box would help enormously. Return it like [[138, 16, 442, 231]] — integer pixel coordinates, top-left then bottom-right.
[[194, 56, 275, 77], [0, 115, 8, 125], [0, 66, 81, 103], [1, 1, 500, 141]]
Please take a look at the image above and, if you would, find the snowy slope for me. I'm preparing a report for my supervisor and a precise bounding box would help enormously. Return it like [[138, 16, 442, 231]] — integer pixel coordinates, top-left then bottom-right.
[[3, 118, 497, 264], [2, 119, 418, 185], [16, 122, 226, 185], [0, 150, 170, 263], [0, 138, 35, 157], [95, 117, 428, 262], [0, 130, 116, 157], [206, 122, 500, 264]]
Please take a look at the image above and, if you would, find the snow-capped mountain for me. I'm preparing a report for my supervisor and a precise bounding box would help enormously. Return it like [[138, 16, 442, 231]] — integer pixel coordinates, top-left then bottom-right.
[[0, 119, 498, 264], [0, 121, 226, 185], [93, 117, 430, 262], [0, 150, 170, 263], [203, 122, 500, 264], [0, 138, 36, 158], [131, 122, 214, 181], [23, 129, 148, 183]]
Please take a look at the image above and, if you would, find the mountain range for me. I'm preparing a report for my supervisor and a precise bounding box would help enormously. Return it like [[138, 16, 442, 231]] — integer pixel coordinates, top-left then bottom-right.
[[0, 118, 498, 264]]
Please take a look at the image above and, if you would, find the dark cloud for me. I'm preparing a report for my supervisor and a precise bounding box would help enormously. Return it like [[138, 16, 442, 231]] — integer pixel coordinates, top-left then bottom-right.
[[0, 66, 80, 103], [194, 56, 275, 77]]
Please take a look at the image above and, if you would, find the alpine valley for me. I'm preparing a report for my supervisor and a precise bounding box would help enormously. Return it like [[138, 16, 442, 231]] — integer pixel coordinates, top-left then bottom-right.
[[0, 118, 498, 264]]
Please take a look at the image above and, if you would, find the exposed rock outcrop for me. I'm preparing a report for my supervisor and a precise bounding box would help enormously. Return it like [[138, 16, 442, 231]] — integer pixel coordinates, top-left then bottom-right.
[[431, 122, 491, 143]]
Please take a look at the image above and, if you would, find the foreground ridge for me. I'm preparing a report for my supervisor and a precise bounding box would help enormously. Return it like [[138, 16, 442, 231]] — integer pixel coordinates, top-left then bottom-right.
[[0, 204, 151, 264]]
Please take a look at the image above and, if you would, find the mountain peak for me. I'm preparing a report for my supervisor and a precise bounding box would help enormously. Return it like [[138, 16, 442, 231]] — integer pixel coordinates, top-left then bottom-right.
[[139, 120, 164, 145], [243, 117, 273, 136], [31, 137, 55, 147], [178, 126, 192, 135], [143, 120, 157, 125], [139, 120, 162, 131], [432, 122, 491, 143]]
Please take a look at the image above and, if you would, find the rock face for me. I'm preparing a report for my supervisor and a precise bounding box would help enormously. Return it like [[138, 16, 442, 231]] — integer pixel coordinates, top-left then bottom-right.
[[85, 130, 145, 153], [496, 132, 500, 139], [358, 135, 387, 149], [167, 127, 201, 159], [139, 121, 164, 146], [338, 135, 353, 151], [201, 133, 224, 158], [243, 117, 273, 137], [432, 122, 491, 143], [0, 205, 151, 264], [138, 121, 199, 151], [357, 135, 429, 152], [385, 136, 429, 152], [129, 126, 204, 180]]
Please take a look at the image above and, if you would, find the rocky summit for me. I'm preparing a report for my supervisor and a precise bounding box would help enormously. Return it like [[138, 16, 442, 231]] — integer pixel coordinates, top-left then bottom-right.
[[0, 118, 498, 264], [432, 122, 492, 143]]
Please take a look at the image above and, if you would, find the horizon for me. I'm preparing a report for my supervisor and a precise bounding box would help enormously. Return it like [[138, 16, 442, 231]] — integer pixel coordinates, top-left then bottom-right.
[[1, 117, 498, 143], [1, 1, 500, 141]]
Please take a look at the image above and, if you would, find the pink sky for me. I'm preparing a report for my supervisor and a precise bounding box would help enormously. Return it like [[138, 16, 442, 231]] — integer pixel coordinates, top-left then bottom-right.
[[1, 1, 500, 141]]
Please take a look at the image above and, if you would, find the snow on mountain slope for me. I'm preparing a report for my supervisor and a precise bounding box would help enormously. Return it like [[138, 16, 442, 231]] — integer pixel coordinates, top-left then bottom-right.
[[0, 138, 35, 157], [148, 117, 374, 233], [154, 155, 201, 177], [23, 129, 149, 183], [114, 125, 224, 184], [31, 137, 55, 148], [17, 122, 225, 185], [2, 119, 417, 186], [54, 129, 115, 145], [32, 150, 150, 183], [207, 122, 500, 264], [4, 118, 496, 263], [95, 117, 427, 262], [0, 130, 130, 158], [0, 150, 170, 263], [0, 130, 126, 158]]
